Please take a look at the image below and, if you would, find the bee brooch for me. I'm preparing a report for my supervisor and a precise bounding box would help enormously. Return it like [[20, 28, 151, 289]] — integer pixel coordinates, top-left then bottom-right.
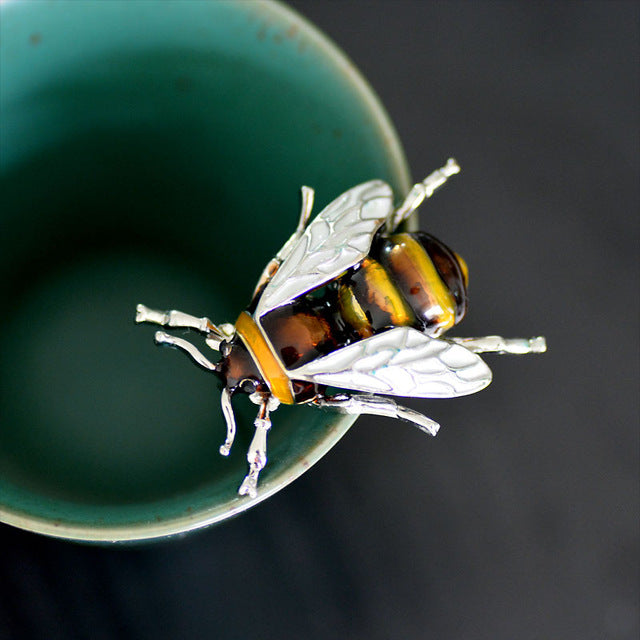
[[136, 159, 546, 498]]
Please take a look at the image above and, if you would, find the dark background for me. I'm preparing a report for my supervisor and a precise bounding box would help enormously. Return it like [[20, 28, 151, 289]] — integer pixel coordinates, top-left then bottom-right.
[[1, 2, 637, 639]]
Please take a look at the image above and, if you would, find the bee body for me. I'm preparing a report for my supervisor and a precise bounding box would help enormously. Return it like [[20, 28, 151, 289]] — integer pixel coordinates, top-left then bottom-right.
[[230, 231, 470, 406], [136, 159, 545, 498]]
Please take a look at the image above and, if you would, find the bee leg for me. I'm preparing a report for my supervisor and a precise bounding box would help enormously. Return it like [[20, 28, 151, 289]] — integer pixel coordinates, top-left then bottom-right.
[[218, 387, 237, 456], [251, 186, 315, 301], [449, 335, 547, 355], [135, 304, 234, 350], [238, 394, 280, 498], [136, 304, 215, 334], [295, 186, 315, 234], [153, 331, 218, 372], [389, 158, 460, 231], [313, 393, 440, 437]]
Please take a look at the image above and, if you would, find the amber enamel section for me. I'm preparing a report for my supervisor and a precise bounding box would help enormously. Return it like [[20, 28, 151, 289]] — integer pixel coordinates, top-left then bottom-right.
[[235, 311, 295, 405], [381, 233, 457, 334], [346, 257, 416, 332], [414, 233, 468, 322]]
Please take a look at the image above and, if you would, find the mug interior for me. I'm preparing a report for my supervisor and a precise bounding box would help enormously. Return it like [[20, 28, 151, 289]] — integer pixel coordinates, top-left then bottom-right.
[[0, 0, 409, 540]]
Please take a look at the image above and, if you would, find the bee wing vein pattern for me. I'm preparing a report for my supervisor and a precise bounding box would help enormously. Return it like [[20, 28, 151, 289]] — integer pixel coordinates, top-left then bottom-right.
[[256, 180, 393, 317], [291, 327, 492, 398]]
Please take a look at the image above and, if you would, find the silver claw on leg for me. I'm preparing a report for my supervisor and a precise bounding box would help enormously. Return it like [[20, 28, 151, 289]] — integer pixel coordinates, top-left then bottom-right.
[[314, 393, 440, 437], [238, 394, 280, 498]]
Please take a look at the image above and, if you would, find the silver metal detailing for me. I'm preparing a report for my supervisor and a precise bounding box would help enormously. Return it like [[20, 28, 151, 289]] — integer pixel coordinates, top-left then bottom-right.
[[391, 158, 461, 230], [297, 186, 315, 231], [154, 331, 218, 372], [293, 326, 492, 398], [135, 303, 232, 350], [252, 186, 318, 301], [136, 303, 212, 334], [256, 180, 393, 317], [314, 394, 440, 436], [207, 323, 236, 351], [450, 335, 547, 354], [274, 185, 316, 263], [134, 164, 547, 502], [136, 304, 170, 326], [238, 394, 280, 498], [219, 387, 236, 456], [248, 392, 280, 410]]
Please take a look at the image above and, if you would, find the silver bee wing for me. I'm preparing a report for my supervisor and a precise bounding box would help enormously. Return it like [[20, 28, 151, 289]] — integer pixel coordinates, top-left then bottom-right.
[[291, 327, 492, 398], [255, 180, 393, 318]]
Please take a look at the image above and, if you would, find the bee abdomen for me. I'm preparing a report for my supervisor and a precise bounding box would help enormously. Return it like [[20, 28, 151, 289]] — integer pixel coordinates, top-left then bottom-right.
[[381, 232, 468, 335], [339, 232, 467, 338], [337, 257, 416, 337], [260, 300, 340, 371]]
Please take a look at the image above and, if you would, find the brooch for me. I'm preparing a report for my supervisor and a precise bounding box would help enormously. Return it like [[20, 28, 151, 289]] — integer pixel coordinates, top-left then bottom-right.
[[136, 159, 546, 498]]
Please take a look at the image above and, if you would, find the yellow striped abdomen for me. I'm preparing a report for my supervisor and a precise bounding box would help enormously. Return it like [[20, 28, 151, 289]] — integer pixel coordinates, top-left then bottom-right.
[[339, 232, 468, 337]]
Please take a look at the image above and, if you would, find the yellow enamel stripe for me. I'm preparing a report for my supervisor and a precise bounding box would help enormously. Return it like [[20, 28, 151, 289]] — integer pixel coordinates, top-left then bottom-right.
[[361, 257, 415, 326], [235, 312, 295, 405], [338, 284, 374, 337], [390, 233, 456, 331], [454, 251, 469, 287]]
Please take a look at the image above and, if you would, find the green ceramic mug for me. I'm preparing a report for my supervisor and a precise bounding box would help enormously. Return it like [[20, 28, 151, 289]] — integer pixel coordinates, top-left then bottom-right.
[[0, 0, 410, 541]]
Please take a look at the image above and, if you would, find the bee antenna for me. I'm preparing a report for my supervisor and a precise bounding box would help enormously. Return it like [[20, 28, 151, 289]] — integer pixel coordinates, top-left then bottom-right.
[[153, 331, 218, 372]]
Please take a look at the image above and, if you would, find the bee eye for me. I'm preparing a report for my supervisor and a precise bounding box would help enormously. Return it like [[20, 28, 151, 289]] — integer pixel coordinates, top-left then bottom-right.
[[241, 379, 258, 394]]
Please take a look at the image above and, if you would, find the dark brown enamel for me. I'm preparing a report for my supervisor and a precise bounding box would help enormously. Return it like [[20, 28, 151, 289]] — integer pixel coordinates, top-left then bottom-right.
[[292, 380, 319, 403], [219, 338, 263, 390], [260, 297, 346, 370]]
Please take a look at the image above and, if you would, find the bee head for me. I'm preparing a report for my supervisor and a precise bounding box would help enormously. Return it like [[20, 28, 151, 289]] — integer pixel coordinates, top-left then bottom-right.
[[218, 337, 265, 396]]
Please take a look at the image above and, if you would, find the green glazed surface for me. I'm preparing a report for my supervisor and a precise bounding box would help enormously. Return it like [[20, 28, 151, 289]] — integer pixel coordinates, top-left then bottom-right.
[[0, 0, 410, 541]]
